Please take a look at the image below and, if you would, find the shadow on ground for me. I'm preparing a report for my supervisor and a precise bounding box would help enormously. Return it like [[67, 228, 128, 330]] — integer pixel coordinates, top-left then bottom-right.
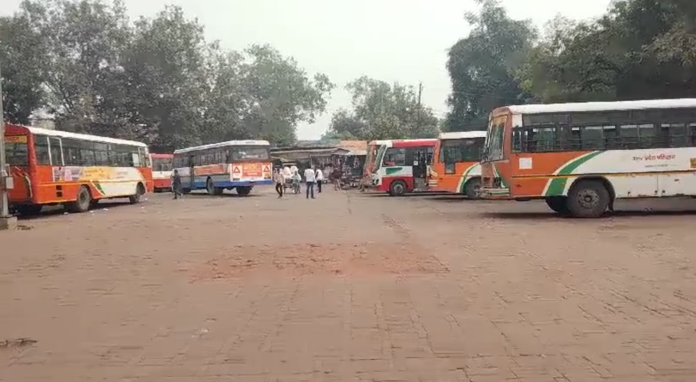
[[17, 200, 133, 221], [480, 209, 696, 221]]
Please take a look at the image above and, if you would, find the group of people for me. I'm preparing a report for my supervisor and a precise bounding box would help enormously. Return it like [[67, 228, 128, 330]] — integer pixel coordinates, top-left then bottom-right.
[[273, 164, 343, 199]]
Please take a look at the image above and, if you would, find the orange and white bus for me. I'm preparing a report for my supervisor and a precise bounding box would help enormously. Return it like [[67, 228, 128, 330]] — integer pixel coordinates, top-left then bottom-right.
[[150, 153, 173, 192], [4, 124, 152, 215], [429, 131, 486, 198], [172, 140, 272, 195], [480, 99, 696, 217]]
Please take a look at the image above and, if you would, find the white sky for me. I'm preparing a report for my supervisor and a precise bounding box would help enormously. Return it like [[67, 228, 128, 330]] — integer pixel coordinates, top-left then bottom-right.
[[2, 0, 612, 139]]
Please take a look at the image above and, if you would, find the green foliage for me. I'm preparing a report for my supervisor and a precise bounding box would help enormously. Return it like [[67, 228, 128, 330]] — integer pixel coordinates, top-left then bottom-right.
[[325, 76, 439, 141], [1, 0, 333, 150], [445, 0, 535, 132], [446, 0, 696, 128]]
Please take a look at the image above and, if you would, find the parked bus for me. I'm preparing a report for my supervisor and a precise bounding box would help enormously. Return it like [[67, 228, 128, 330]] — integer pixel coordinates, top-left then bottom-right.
[[371, 139, 437, 196], [4, 124, 152, 215], [480, 99, 696, 217], [172, 140, 272, 195], [430, 131, 486, 198], [151, 153, 173, 192]]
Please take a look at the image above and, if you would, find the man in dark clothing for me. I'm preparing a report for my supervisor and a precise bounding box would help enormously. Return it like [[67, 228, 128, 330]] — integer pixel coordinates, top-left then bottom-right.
[[172, 169, 183, 199]]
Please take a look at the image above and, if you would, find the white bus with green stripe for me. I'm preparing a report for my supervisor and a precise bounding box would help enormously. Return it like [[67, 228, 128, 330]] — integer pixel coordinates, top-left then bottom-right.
[[480, 99, 696, 217]]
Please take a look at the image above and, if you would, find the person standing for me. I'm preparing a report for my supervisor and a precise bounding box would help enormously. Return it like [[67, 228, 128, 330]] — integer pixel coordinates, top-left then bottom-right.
[[172, 169, 183, 199], [315, 167, 324, 193], [332, 166, 342, 191], [274, 168, 285, 198], [304, 165, 316, 199]]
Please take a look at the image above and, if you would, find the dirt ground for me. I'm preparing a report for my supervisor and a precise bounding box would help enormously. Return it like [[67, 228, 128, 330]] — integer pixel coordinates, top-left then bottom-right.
[[2, 187, 696, 381]]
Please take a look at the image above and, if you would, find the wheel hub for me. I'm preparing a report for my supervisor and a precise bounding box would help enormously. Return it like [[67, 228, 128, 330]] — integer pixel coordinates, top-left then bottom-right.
[[577, 190, 598, 209]]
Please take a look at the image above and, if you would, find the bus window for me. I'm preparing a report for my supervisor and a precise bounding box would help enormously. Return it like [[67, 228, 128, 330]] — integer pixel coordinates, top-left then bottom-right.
[[34, 136, 51, 165], [383, 148, 406, 166], [5, 137, 29, 166]]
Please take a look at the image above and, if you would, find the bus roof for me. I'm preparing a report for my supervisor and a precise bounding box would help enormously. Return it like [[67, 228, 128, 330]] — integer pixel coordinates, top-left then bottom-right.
[[174, 140, 270, 154], [438, 131, 487, 140], [368, 140, 390, 145], [150, 153, 173, 159], [501, 98, 696, 116], [9, 125, 148, 147], [389, 139, 437, 148]]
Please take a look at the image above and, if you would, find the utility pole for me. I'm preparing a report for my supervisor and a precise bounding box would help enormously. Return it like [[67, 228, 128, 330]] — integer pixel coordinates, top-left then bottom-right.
[[0, 56, 18, 230], [415, 82, 423, 132]]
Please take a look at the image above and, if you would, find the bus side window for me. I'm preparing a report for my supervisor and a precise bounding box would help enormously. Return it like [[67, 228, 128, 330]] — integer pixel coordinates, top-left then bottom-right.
[[48, 137, 63, 166], [569, 127, 581, 151], [34, 135, 51, 165], [512, 129, 521, 152]]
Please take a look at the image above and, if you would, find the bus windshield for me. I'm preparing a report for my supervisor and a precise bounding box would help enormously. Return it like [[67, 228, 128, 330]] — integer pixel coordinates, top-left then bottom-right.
[[152, 158, 172, 171], [373, 145, 388, 170], [230, 147, 269, 161], [4, 136, 29, 166], [484, 119, 505, 162]]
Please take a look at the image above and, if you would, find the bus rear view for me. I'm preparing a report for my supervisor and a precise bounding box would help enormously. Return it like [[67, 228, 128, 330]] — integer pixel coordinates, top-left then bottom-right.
[[173, 140, 272, 196]]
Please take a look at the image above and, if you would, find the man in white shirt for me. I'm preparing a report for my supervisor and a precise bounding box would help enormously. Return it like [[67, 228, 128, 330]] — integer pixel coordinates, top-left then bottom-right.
[[315, 167, 324, 193], [303, 165, 316, 199]]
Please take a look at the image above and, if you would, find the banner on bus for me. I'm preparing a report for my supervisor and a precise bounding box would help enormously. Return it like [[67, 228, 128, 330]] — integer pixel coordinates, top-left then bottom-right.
[[4, 135, 27, 144]]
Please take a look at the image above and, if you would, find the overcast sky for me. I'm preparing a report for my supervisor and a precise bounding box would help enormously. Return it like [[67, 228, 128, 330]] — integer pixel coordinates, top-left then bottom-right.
[[3, 0, 612, 139]]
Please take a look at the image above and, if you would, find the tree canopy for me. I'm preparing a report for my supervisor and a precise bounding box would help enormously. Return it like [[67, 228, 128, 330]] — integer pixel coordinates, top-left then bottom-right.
[[444, 0, 696, 131], [1, 0, 334, 150], [323, 76, 440, 141]]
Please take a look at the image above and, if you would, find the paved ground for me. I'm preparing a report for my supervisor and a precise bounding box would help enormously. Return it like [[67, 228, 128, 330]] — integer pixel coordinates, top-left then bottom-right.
[[2, 188, 696, 381]]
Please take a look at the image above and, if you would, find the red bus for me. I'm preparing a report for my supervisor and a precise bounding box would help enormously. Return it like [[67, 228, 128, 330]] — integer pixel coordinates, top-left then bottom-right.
[[370, 139, 437, 196], [4, 124, 153, 215], [150, 153, 173, 192]]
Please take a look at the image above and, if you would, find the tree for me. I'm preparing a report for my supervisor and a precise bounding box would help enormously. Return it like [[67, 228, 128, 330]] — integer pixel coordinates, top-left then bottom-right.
[[326, 76, 439, 140], [1, 0, 334, 149], [0, 15, 46, 125], [323, 108, 366, 140], [121, 4, 212, 150], [445, 0, 536, 131], [236, 44, 335, 146]]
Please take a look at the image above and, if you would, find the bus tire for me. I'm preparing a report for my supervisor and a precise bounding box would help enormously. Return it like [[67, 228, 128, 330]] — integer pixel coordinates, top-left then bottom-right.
[[16, 204, 43, 216], [567, 179, 610, 218], [464, 177, 482, 199], [236, 186, 252, 196], [389, 180, 407, 196], [235, 186, 253, 196], [129, 182, 146, 204], [68, 186, 92, 213], [206, 177, 216, 195], [545, 196, 570, 215]]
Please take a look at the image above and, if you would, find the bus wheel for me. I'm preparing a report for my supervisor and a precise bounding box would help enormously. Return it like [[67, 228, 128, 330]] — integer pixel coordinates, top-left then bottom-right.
[[206, 177, 216, 195], [389, 180, 407, 196], [464, 178, 482, 199], [567, 180, 610, 218], [68, 186, 92, 213], [545, 196, 570, 215], [236, 186, 252, 196], [16, 204, 43, 216], [129, 182, 146, 204]]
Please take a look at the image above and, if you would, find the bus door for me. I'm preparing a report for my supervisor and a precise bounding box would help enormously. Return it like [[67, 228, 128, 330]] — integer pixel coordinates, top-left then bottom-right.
[[412, 149, 428, 191], [187, 155, 195, 189]]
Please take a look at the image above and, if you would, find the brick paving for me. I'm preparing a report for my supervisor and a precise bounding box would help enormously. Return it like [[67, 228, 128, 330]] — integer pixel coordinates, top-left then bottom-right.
[[1, 189, 696, 381]]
